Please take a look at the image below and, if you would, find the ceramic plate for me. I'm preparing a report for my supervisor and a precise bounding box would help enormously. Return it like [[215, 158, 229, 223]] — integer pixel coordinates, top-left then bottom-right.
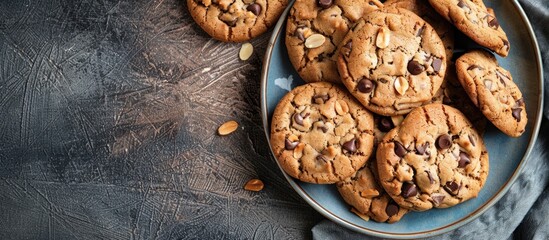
[[260, 0, 543, 238]]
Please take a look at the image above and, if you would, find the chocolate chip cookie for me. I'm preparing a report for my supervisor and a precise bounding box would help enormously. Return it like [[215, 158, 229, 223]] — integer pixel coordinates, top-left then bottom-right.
[[188, 0, 288, 42], [285, 0, 382, 83], [270, 82, 375, 183], [384, 0, 455, 61], [337, 158, 408, 223], [337, 8, 447, 116], [376, 103, 489, 211], [428, 0, 510, 57], [455, 50, 527, 137]]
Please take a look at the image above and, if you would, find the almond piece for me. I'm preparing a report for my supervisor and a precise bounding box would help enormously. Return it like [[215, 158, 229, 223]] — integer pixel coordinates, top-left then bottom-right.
[[376, 27, 390, 49], [394, 77, 409, 95], [218, 120, 239, 135], [391, 115, 404, 126], [239, 43, 253, 61], [351, 208, 370, 221], [244, 179, 264, 191], [360, 189, 380, 198], [335, 100, 349, 115], [305, 34, 325, 49], [293, 143, 305, 158], [288, 134, 299, 142]]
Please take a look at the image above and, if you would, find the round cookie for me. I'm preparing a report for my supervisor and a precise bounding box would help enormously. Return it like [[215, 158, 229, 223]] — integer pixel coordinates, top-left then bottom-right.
[[188, 0, 287, 42], [285, 0, 382, 83], [428, 0, 510, 57], [270, 82, 375, 184], [455, 50, 527, 137], [337, 8, 447, 116], [376, 103, 489, 211], [337, 158, 408, 223], [384, 0, 455, 60]]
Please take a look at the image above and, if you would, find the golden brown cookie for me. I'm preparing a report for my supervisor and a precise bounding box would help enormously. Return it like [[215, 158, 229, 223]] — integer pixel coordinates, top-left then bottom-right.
[[376, 104, 489, 211], [455, 50, 527, 137], [285, 0, 382, 83], [337, 8, 447, 116], [428, 0, 510, 57], [188, 0, 288, 42], [384, 0, 455, 60], [270, 82, 375, 184], [337, 158, 408, 223]]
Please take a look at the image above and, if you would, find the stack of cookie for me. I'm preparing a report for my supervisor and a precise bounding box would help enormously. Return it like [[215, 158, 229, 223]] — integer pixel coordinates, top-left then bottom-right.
[[271, 0, 528, 223]]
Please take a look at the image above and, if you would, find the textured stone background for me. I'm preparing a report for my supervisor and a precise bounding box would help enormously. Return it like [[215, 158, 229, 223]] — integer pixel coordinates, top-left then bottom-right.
[[0, 0, 323, 239]]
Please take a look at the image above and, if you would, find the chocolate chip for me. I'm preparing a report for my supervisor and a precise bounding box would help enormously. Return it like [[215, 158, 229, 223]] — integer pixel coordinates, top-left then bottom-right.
[[468, 135, 476, 147], [432, 58, 442, 73], [488, 17, 499, 29], [436, 134, 452, 150], [318, 125, 328, 133], [344, 41, 352, 49], [444, 181, 460, 195], [431, 194, 445, 206], [316, 155, 329, 162], [457, 0, 468, 8], [394, 141, 407, 158], [416, 26, 425, 37], [416, 142, 429, 155], [426, 170, 434, 184], [517, 98, 524, 106], [378, 117, 394, 132], [285, 139, 299, 150], [225, 18, 238, 27], [313, 94, 329, 104], [458, 152, 471, 168], [407, 60, 424, 75], [343, 139, 357, 153], [293, 113, 304, 125], [317, 0, 333, 9], [357, 78, 374, 93], [385, 203, 399, 217], [512, 108, 522, 121], [368, 1, 376, 5], [246, 3, 262, 16], [401, 182, 418, 198], [341, 41, 352, 56]]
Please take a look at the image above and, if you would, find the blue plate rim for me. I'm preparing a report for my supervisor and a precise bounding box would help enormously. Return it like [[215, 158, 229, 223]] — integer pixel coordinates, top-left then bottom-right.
[[259, 0, 544, 238]]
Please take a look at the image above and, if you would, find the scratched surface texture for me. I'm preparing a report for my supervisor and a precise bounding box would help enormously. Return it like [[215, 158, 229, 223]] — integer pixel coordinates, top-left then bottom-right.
[[0, 0, 323, 239]]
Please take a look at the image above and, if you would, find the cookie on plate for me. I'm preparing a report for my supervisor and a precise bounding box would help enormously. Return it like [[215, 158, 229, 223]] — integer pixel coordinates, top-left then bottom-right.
[[270, 82, 375, 184], [337, 8, 447, 116], [384, 0, 455, 60], [376, 103, 489, 211], [455, 50, 527, 137], [285, 0, 382, 83], [188, 0, 287, 42], [428, 0, 510, 57], [337, 158, 408, 223]]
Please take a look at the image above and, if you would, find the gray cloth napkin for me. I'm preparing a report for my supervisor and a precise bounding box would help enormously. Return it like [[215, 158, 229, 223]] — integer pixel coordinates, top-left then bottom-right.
[[312, 1, 549, 239]]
